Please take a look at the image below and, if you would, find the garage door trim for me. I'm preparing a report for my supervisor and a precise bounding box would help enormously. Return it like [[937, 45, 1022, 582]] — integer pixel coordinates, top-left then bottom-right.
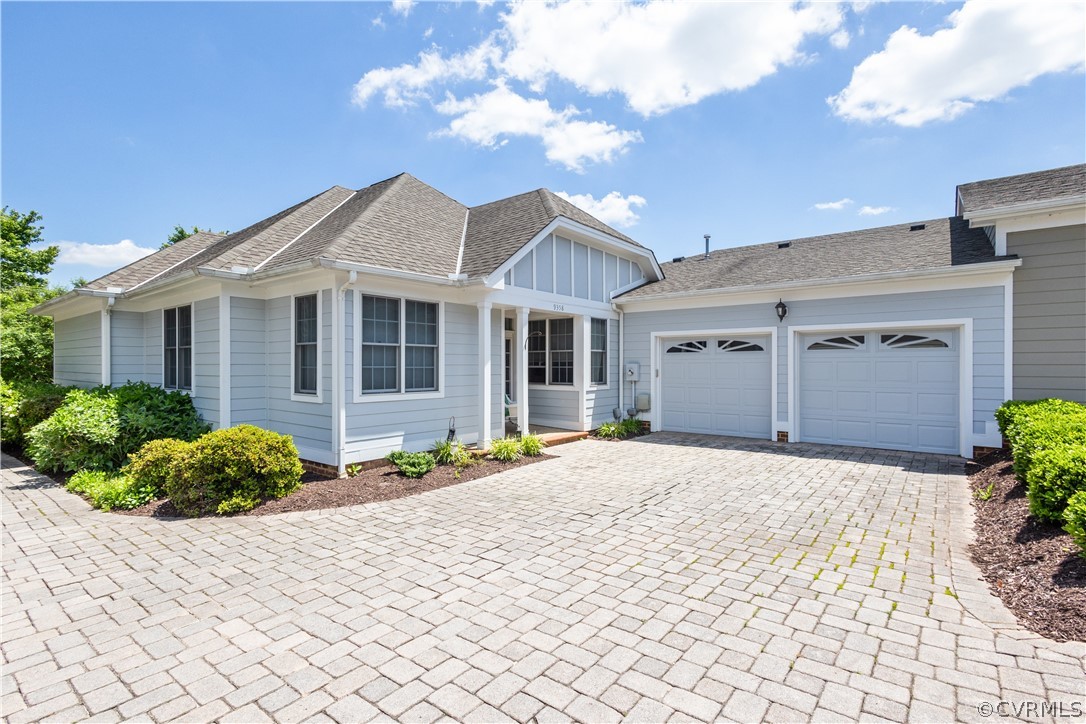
[[650, 326, 778, 440], [788, 318, 972, 458]]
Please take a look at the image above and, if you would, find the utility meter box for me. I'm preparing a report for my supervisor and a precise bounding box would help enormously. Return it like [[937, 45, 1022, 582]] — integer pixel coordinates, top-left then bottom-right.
[[624, 362, 640, 381]]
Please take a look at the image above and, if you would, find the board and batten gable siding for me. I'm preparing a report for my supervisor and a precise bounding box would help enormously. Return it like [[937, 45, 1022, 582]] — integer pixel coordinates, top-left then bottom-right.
[[54, 312, 101, 386], [584, 318, 621, 428], [1007, 224, 1086, 402], [343, 293, 483, 461], [504, 233, 644, 302], [265, 293, 333, 462], [621, 285, 1006, 437], [230, 296, 267, 427], [110, 311, 144, 386]]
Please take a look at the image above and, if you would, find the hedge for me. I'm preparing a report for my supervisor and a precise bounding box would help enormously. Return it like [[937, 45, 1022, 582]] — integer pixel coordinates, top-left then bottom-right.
[[0, 379, 71, 447]]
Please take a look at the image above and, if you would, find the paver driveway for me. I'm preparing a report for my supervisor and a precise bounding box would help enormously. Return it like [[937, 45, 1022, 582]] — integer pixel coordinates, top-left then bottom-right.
[[2, 435, 1084, 723]]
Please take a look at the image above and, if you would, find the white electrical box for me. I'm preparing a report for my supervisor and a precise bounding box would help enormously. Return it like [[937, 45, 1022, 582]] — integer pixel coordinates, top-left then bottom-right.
[[624, 362, 640, 381]]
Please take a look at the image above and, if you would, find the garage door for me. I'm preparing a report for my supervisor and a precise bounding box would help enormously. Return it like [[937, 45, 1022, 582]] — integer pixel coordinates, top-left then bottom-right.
[[661, 336, 771, 438], [798, 330, 959, 454]]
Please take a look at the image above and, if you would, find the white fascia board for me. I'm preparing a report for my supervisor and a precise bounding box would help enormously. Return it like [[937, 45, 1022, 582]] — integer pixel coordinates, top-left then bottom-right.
[[485, 217, 661, 288], [963, 197, 1086, 226], [615, 260, 1022, 311]]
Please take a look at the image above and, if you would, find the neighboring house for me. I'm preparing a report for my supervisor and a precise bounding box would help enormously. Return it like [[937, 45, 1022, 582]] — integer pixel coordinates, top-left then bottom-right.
[[36, 166, 1085, 469]]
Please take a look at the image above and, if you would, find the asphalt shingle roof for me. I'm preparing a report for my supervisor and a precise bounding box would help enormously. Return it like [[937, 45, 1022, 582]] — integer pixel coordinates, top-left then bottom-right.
[[957, 164, 1086, 214], [84, 230, 226, 291], [619, 216, 1007, 299]]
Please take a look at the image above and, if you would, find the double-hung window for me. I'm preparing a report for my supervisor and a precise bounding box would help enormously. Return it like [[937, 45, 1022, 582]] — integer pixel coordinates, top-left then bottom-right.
[[360, 295, 439, 395], [294, 294, 318, 396], [590, 318, 608, 386], [163, 305, 192, 391], [527, 319, 547, 384], [548, 318, 574, 385]]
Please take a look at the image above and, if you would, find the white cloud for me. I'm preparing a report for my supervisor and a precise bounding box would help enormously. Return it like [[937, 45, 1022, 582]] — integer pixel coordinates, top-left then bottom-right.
[[858, 205, 893, 216], [56, 239, 155, 267], [555, 191, 647, 228], [828, 0, 1086, 126], [423, 26, 434, 39], [813, 197, 853, 211], [391, 0, 414, 17], [435, 85, 641, 172], [498, 1, 843, 116], [372, 15, 385, 29], [353, 41, 498, 108], [476, 0, 496, 8], [829, 29, 850, 49]]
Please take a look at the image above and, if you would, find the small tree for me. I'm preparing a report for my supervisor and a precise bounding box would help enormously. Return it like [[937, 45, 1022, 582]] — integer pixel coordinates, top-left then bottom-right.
[[1, 207, 61, 383], [1, 207, 57, 289], [161, 224, 226, 249]]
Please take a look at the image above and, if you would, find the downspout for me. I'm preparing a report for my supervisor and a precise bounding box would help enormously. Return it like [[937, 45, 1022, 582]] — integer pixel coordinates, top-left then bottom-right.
[[334, 270, 357, 475], [101, 296, 116, 386], [616, 303, 624, 418]]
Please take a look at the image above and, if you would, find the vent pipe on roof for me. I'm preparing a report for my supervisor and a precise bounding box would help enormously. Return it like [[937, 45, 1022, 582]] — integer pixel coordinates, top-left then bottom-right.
[[704, 234, 711, 260]]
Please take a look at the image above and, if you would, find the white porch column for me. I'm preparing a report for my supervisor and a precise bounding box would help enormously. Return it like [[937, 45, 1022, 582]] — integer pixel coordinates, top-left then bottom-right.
[[100, 303, 112, 386], [478, 302, 493, 448], [516, 307, 530, 433], [575, 315, 587, 430]]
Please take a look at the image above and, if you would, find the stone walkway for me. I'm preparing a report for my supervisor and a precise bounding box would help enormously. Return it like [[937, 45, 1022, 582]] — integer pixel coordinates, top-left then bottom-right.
[[2, 435, 1083, 723]]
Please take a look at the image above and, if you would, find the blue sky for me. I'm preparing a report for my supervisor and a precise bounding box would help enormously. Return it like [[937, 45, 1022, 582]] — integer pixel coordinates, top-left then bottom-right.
[[3, 1, 1084, 288]]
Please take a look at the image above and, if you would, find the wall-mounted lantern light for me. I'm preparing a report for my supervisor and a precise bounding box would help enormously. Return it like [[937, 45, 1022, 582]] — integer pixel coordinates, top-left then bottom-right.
[[775, 299, 788, 323]]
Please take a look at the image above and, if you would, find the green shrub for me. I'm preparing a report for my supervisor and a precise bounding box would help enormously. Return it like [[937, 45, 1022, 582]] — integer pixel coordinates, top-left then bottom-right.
[[432, 438, 471, 466], [0, 379, 70, 446], [1026, 444, 1086, 523], [1064, 490, 1086, 558], [596, 422, 621, 439], [125, 438, 190, 500], [488, 436, 521, 462], [395, 452, 436, 478], [1011, 408, 1086, 479], [66, 469, 158, 511], [165, 425, 303, 516], [995, 398, 1086, 449], [619, 418, 643, 437], [24, 382, 209, 472], [386, 449, 409, 466], [520, 433, 547, 457], [26, 389, 120, 472]]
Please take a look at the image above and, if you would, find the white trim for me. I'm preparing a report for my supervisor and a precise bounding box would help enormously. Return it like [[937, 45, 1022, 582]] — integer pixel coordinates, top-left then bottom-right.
[[788, 318, 973, 458], [478, 302, 493, 448], [587, 316, 611, 390], [1003, 275, 1013, 403], [333, 271, 354, 475], [963, 197, 1085, 227], [982, 207, 1086, 256], [488, 287, 614, 318], [454, 208, 469, 277], [100, 304, 112, 386], [485, 217, 662, 288], [516, 307, 530, 430], [253, 191, 356, 273], [617, 260, 1021, 309], [352, 291, 446, 403], [126, 245, 214, 293], [320, 258, 470, 286], [289, 290, 324, 404], [649, 327, 777, 442], [295, 444, 337, 467], [219, 292, 231, 428], [161, 303, 195, 396]]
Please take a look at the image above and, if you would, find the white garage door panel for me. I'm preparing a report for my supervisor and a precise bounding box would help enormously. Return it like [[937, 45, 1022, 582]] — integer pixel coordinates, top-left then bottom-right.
[[661, 336, 771, 439], [799, 330, 959, 454]]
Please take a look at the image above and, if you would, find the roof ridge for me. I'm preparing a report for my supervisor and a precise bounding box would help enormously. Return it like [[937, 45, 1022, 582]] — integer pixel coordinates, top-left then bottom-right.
[[537, 188, 558, 217], [959, 163, 1086, 188], [252, 186, 357, 273]]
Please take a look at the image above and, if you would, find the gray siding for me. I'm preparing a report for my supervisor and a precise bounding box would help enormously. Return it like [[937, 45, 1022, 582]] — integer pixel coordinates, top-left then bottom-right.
[[110, 311, 144, 385], [622, 285, 1006, 439], [585, 318, 621, 428], [191, 298, 220, 428], [54, 312, 101, 387], [142, 310, 162, 386], [528, 386, 581, 430], [266, 292, 333, 461], [344, 295, 482, 462], [1008, 224, 1086, 402], [231, 296, 267, 427]]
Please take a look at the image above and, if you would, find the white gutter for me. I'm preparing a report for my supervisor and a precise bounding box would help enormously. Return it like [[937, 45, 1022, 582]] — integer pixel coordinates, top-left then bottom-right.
[[617, 259, 1023, 305], [317, 258, 482, 286], [962, 195, 1085, 224]]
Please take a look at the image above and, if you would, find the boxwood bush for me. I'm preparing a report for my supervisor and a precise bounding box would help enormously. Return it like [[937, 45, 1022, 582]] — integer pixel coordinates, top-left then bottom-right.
[[165, 424, 303, 516], [25, 382, 209, 472], [1064, 490, 1086, 558], [1025, 444, 1086, 523], [125, 438, 190, 502], [394, 451, 437, 478], [0, 379, 71, 447]]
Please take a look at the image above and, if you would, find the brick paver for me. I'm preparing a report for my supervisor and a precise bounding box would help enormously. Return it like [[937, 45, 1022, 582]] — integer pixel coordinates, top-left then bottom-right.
[[2, 435, 1084, 722]]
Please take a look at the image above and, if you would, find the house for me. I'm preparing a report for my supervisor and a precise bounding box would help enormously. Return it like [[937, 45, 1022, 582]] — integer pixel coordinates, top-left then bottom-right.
[[36, 165, 1085, 471]]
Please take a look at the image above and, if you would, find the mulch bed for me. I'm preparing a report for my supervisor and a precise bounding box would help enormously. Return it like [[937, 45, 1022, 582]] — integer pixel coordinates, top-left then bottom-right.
[[114, 454, 553, 518], [967, 450, 1086, 642]]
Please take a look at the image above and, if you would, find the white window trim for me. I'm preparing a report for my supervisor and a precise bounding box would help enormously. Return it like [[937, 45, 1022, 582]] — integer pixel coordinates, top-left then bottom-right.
[[290, 290, 323, 404], [162, 304, 195, 396], [353, 292, 446, 403], [588, 317, 610, 390]]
